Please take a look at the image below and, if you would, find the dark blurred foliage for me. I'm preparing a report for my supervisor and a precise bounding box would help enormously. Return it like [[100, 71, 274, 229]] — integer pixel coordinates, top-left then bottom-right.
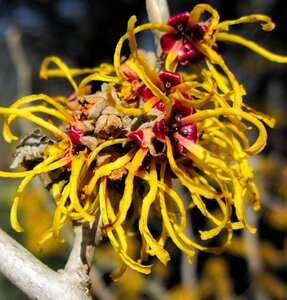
[[0, 1, 286, 299]]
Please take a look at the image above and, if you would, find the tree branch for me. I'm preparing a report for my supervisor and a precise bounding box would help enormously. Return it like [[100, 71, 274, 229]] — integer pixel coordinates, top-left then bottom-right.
[[146, 0, 170, 56], [65, 216, 101, 277], [5, 26, 32, 98], [0, 228, 92, 299]]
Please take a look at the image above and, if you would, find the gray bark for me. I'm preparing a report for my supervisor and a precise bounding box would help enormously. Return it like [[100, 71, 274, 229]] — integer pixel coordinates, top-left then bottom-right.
[[0, 228, 92, 300]]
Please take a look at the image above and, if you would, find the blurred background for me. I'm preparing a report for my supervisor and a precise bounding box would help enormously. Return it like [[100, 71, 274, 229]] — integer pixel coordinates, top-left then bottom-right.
[[0, 0, 286, 299]]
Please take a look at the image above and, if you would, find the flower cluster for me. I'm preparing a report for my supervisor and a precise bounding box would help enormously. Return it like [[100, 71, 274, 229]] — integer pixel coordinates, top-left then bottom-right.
[[1, 4, 286, 274]]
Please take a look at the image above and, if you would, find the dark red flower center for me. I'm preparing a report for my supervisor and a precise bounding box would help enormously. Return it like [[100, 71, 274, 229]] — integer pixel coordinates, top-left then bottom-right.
[[161, 12, 208, 64], [167, 12, 190, 32], [138, 70, 183, 112], [128, 100, 197, 156], [68, 125, 82, 145], [152, 100, 197, 147]]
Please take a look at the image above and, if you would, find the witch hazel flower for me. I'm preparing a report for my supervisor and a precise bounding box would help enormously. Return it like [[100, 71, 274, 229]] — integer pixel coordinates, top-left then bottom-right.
[[129, 98, 197, 156], [160, 11, 208, 65], [1, 2, 287, 278], [128, 70, 197, 156], [152, 99, 197, 154], [138, 69, 183, 112]]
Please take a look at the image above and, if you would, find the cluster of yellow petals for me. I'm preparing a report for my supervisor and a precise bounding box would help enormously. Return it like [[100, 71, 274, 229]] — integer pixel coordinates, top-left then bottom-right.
[[0, 4, 286, 274]]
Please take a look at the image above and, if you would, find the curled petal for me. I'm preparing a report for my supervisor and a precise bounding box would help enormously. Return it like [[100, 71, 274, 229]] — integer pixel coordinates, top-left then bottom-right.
[[0, 107, 66, 142], [52, 183, 70, 238], [188, 4, 219, 38], [114, 21, 172, 79], [216, 32, 287, 63], [180, 107, 269, 155], [106, 83, 160, 116], [217, 14, 275, 32], [69, 151, 95, 222], [40, 56, 78, 92], [10, 154, 69, 232], [99, 177, 152, 274], [158, 162, 195, 263], [139, 159, 170, 264], [85, 148, 137, 195], [166, 137, 222, 200], [104, 148, 148, 231]]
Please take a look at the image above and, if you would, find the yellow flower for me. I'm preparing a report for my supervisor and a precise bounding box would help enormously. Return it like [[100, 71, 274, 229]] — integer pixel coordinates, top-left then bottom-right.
[[0, 4, 286, 275]]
